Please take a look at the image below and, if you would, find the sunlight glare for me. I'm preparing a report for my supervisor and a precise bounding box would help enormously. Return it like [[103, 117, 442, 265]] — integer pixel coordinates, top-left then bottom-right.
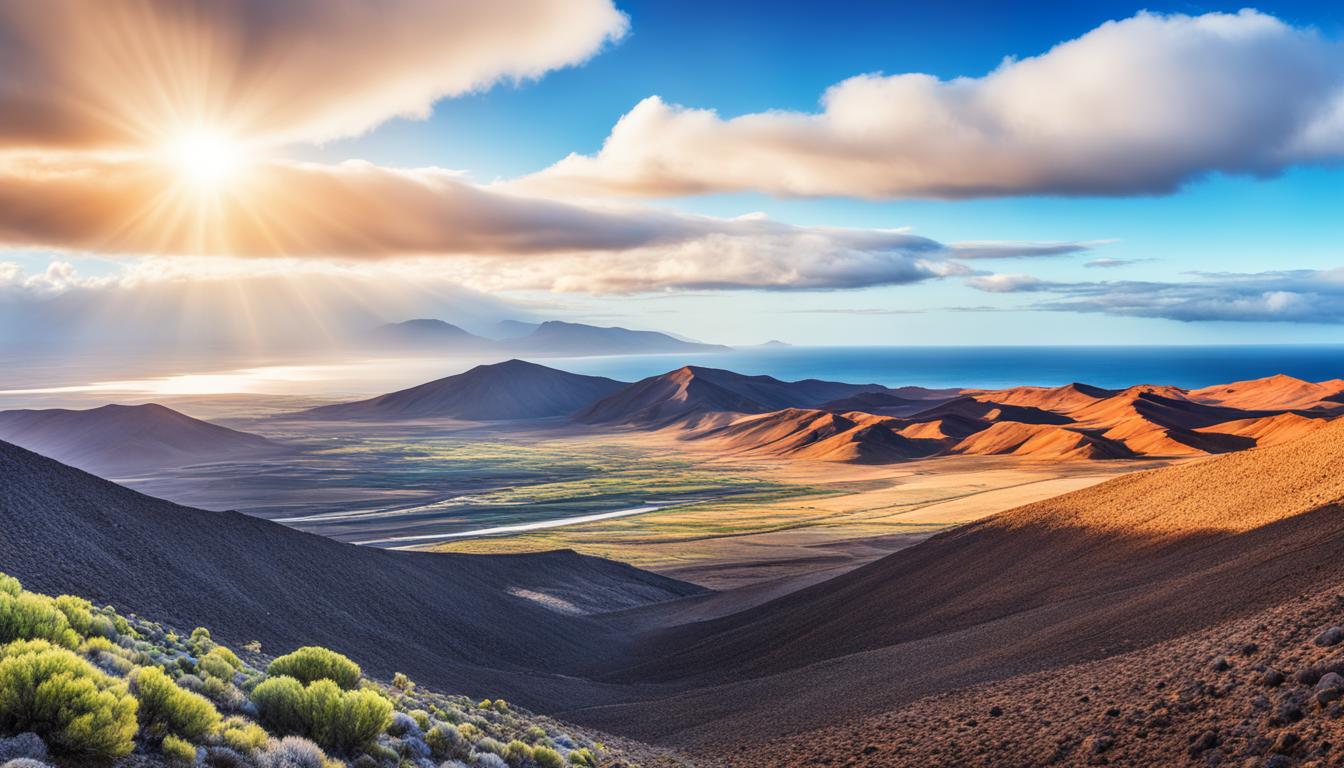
[[168, 131, 245, 188]]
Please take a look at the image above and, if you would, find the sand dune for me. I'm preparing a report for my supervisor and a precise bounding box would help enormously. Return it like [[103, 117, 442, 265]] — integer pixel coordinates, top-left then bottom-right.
[[973, 381, 1114, 411], [1195, 410, 1332, 446], [1190, 372, 1344, 410], [950, 421, 1133, 460], [0, 402, 282, 475], [298, 358, 626, 420], [689, 408, 941, 463], [910, 394, 1074, 425]]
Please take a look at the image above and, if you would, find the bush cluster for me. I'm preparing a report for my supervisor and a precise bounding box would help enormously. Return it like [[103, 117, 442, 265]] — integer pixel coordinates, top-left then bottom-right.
[[0, 639, 139, 757], [267, 647, 362, 690], [252, 675, 391, 754], [131, 665, 221, 741]]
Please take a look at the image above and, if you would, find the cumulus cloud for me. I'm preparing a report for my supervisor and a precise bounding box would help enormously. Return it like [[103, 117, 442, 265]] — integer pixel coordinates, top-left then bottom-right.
[[0, 154, 1097, 293], [521, 10, 1344, 200], [0, 0, 627, 150], [964, 269, 1344, 324]]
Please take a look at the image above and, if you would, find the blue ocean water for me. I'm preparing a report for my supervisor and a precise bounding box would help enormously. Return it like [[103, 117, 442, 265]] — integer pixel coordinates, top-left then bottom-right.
[[553, 345, 1344, 390]]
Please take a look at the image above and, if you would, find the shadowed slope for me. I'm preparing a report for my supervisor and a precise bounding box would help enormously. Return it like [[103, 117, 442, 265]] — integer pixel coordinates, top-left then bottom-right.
[[0, 439, 703, 710], [0, 402, 283, 475], [298, 359, 626, 420]]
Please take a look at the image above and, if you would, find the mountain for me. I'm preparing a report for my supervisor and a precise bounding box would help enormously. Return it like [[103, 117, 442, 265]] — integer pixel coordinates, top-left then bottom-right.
[[506, 321, 731, 356], [489, 319, 542, 339], [0, 403, 283, 475], [583, 418, 1344, 755], [0, 438, 703, 711], [368, 318, 490, 349], [974, 382, 1115, 411], [908, 394, 1075, 425], [949, 421, 1134, 460], [575, 365, 888, 428], [819, 391, 954, 416], [297, 359, 627, 421]]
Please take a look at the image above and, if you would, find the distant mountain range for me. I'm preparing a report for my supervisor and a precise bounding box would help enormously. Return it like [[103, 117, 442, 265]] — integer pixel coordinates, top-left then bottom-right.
[[296, 359, 627, 420], [0, 403, 283, 475], [368, 318, 730, 356]]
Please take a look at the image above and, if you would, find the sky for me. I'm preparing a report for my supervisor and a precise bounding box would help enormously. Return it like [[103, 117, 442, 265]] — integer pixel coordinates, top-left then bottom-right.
[[1, 0, 1343, 350]]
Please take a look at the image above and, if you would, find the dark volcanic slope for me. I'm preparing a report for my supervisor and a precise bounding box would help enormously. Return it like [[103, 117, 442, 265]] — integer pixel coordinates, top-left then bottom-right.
[[577, 420, 1344, 751], [0, 402, 282, 475], [576, 365, 887, 427], [370, 318, 491, 349], [298, 359, 626, 420], [0, 439, 703, 710]]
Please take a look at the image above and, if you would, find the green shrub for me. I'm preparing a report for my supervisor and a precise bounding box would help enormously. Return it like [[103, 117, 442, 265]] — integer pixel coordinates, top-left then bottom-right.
[[206, 645, 242, 670], [0, 639, 138, 757], [161, 733, 197, 764], [504, 739, 533, 766], [132, 665, 221, 741], [0, 573, 20, 597], [267, 647, 361, 690], [0, 592, 80, 649], [408, 708, 430, 731], [533, 746, 565, 768], [568, 747, 598, 767], [218, 716, 268, 755], [198, 650, 235, 680], [53, 596, 95, 636], [253, 676, 391, 755], [189, 627, 216, 655]]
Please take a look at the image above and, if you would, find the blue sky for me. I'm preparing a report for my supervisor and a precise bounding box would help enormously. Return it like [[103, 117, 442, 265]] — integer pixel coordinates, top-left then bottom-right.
[[307, 1, 1344, 344], [3, 1, 1343, 348]]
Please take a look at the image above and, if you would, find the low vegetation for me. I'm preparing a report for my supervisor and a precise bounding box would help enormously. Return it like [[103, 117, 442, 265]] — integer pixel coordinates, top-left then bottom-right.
[[0, 572, 624, 767]]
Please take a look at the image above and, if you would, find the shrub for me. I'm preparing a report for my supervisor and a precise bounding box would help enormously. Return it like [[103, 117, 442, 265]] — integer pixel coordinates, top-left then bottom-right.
[[132, 665, 221, 741], [408, 708, 430, 731], [190, 628, 216, 655], [523, 725, 546, 743], [52, 596, 95, 637], [532, 746, 564, 768], [567, 747, 597, 767], [0, 592, 79, 649], [253, 676, 391, 755], [476, 754, 508, 768], [0, 759, 54, 768], [391, 672, 414, 693], [198, 651, 234, 681], [207, 646, 242, 671], [386, 711, 419, 737], [162, 733, 197, 765], [255, 736, 328, 768], [0, 640, 138, 757], [425, 723, 469, 761], [503, 740, 532, 766], [0, 733, 47, 762], [267, 647, 361, 690], [218, 716, 268, 755], [0, 574, 20, 597]]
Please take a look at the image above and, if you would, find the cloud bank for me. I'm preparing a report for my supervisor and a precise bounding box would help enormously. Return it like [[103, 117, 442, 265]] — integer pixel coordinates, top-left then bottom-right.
[[965, 269, 1344, 324], [0, 0, 627, 150], [522, 10, 1344, 199]]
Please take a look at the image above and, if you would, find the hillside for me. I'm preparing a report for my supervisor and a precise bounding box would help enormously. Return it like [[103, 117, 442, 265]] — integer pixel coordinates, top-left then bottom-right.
[[368, 318, 490, 349], [0, 572, 666, 768], [579, 418, 1344, 753], [688, 408, 942, 463], [0, 403, 283, 475], [1190, 373, 1344, 410], [297, 359, 627, 421], [576, 365, 887, 427], [506, 321, 730, 356], [0, 438, 703, 713]]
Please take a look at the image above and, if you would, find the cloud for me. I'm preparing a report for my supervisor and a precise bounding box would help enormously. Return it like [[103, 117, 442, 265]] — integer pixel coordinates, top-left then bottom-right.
[[0, 154, 1096, 293], [0, 0, 627, 150], [520, 10, 1344, 200], [1085, 257, 1153, 268], [964, 268, 1344, 324], [965, 274, 1053, 293]]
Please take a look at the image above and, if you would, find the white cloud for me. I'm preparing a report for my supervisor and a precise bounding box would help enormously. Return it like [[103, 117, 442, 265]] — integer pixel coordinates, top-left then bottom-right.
[[965, 274, 1051, 293], [521, 10, 1344, 200]]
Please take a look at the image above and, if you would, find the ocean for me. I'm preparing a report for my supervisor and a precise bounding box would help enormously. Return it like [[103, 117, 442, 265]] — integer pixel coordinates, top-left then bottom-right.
[[553, 345, 1344, 390]]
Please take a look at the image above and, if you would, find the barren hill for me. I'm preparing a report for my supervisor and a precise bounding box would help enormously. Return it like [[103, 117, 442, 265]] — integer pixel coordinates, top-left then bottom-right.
[[1191, 373, 1344, 410], [580, 419, 1344, 753], [298, 359, 626, 420], [0, 402, 283, 475]]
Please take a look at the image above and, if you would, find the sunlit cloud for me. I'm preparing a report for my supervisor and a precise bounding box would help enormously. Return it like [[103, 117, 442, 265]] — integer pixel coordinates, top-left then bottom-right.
[[0, 0, 627, 151], [520, 10, 1344, 200]]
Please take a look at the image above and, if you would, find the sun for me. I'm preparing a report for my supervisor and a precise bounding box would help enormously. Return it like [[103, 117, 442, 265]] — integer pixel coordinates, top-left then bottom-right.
[[168, 131, 246, 188]]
